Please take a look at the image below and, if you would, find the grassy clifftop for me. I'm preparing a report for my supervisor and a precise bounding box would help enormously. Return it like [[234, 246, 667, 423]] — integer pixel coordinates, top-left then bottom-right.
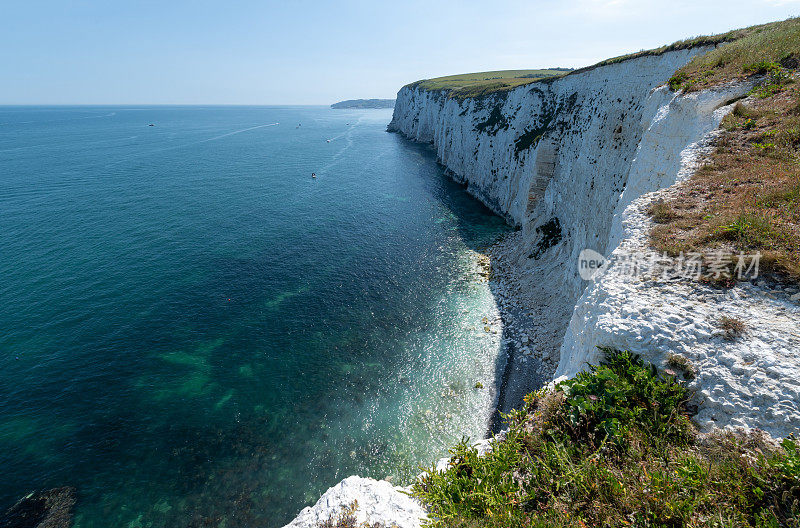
[[670, 18, 800, 91], [403, 18, 799, 101], [404, 69, 571, 100], [400, 30, 742, 100]]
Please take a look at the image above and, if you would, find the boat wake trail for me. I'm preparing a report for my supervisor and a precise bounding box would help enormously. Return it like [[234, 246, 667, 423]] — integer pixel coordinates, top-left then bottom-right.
[[104, 122, 280, 167], [316, 124, 358, 177], [200, 123, 280, 143]]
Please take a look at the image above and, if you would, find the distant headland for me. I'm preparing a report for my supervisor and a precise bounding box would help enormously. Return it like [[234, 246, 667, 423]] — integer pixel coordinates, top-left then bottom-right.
[[331, 99, 395, 109]]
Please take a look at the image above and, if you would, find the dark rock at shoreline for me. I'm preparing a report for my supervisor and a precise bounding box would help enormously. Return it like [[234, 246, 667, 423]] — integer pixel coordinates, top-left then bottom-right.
[[0, 487, 76, 528]]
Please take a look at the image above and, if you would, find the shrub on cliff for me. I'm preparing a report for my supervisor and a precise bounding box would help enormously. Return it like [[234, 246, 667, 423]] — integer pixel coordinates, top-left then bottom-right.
[[412, 349, 800, 527]]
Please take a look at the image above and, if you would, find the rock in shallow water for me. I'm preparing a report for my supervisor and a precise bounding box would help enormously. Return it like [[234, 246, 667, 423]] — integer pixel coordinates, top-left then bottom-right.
[[0, 487, 76, 528]]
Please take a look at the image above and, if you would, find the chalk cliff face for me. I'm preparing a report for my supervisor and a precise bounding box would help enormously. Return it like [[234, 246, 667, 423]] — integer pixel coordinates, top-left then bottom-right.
[[388, 49, 739, 364], [389, 49, 705, 226], [387, 48, 728, 318]]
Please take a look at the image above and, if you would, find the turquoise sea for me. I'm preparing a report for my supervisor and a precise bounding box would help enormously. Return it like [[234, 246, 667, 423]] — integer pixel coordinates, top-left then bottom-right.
[[0, 106, 509, 527]]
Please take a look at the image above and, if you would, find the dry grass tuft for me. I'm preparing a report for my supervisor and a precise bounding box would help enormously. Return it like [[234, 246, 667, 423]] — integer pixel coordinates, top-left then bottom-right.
[[316, 501, 392, 528], [718, 315, 747, 339], [648, 199, 678, 223]]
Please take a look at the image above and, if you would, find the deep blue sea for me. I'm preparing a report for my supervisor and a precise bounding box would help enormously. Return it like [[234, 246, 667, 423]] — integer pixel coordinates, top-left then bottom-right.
[[0, 106, 508, 527]]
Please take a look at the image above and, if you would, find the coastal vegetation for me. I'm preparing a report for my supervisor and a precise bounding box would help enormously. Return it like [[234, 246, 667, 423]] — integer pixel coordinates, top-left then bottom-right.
[[591, 18, 800, 76], [412, 350, 800, 527], [650, 32, 800, 282]]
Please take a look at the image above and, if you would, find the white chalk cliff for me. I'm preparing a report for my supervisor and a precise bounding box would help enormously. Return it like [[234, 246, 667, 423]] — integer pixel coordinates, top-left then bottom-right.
[[283, 46, 800, 527]]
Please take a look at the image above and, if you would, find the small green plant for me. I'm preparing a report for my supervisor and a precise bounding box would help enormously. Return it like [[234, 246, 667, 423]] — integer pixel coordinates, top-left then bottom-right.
[[720, 212, 778, 247], [754, 141, 778, 150], [763, 437, 800, 525], [746, 62, 793, 98], [669, 72, 688, 91], [413, 349, 799, 527], [781, 127, 800, 149], [667, 352, 698, 380], [722, 114, 741, 131], [752, 83, 788, 99], [744, 61, 784, 76]]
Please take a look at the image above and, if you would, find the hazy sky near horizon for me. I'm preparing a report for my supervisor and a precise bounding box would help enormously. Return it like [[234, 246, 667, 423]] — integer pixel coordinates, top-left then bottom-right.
[[2, 0, 800, 105]]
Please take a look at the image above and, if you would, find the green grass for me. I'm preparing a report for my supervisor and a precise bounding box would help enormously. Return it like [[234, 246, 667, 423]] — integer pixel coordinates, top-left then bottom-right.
[[670, 18, 800, 91], [405, 69, 571, 100], [413, 349, 800, 527], [405, 25, 734, 100], [584, 28, 753, 72], [406, 18, 800, 101]]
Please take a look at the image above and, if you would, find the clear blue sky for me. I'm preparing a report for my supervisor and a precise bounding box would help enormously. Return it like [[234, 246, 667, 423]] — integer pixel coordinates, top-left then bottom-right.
[[2, 0, 799, 105]]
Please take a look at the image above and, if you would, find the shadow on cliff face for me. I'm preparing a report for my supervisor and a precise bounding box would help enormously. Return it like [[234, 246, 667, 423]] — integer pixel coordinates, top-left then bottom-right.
[[482, 229, 577, 436], [385, 135, 511, 254]]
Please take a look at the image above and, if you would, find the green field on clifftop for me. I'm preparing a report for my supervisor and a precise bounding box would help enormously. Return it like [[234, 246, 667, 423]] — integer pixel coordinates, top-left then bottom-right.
[[406, 69, 571, 99]]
